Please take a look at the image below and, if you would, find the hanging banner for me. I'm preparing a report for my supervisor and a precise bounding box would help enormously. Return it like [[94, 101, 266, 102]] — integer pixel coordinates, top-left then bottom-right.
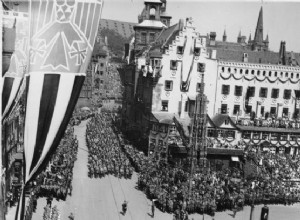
[[15, 1, 103, 220], [2, 10, 29, 120]]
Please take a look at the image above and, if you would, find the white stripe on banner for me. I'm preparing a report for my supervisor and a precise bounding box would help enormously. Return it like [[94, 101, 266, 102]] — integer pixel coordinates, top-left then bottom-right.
[[28, 73, 75, 180], [3, 77, 23, 117], [24, 74, 44, 181]]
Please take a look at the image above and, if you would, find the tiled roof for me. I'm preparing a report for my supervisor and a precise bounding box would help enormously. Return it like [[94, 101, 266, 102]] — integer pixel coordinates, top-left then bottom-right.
[[173, 114, 191, 138], [153, 22, 180, 48], [211, 114, 237, 128], [207, 41, 300, 65], [149, 48, 163, 58], [150, 112, 176, 124], [99, 19, 136, 39]]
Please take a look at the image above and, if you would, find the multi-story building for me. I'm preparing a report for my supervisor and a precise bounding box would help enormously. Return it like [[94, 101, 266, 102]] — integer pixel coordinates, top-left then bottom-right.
[[121, 1, 300, 158]]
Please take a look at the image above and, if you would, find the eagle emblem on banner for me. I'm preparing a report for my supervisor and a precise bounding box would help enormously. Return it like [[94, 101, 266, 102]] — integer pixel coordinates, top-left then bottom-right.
[[30, 0, 93, 72]]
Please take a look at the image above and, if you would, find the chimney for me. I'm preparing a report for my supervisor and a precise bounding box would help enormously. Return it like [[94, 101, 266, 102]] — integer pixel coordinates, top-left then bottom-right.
[[211, 50, 217, 59], [279, 41, 286, 65], [209, 32, 216, 46]]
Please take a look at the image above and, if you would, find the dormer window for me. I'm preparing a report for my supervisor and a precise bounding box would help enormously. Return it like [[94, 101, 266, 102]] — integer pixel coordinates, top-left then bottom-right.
[[194, 47, 200, 56], [141, 32, 147, 44], [151, 59, 161, 68], [170, 60, 177, 70], [149, 33, 155, 43], [197, 63, 205, 72], [177, 46, 184, 54]]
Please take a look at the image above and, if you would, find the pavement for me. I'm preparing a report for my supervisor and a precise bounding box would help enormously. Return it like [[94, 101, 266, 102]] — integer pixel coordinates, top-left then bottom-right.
[[6, 120, 300, 220]]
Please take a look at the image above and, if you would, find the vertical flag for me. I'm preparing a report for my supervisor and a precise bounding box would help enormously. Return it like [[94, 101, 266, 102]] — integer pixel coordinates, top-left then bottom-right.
[[15, 1, 103, 219], [2, 10, 29, 120]]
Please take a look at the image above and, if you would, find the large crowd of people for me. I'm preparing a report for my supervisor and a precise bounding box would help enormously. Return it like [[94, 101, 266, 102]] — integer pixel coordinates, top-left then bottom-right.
[[18, 111, 300, 220], [236, 117, 300, 129], [86, 113, 133, 179], [35, 125, 78, 201], [121, 143, 300, 218]]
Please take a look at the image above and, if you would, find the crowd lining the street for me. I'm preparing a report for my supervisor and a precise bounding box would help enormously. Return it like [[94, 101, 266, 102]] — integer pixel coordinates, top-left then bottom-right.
[[17, 111, 300, 220], [122, 143, 300, 218], [23, 119, 79, 220], [86, 113, 133, 179]]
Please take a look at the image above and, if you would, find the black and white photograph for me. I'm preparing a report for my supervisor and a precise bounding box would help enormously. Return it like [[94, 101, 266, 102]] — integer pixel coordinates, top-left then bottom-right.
[[1, 0, 300, 220]]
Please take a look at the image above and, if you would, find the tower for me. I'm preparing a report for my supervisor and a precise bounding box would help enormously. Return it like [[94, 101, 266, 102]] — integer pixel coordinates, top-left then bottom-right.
[[134, 0, 167, 54], [250, 6, 268, 51], [223, 29, 227, 42]]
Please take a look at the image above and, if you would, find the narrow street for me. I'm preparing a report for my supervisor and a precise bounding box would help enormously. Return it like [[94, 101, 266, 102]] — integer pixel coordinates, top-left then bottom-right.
[[31, 120, 172, 220], [5, 120, 298, 220]]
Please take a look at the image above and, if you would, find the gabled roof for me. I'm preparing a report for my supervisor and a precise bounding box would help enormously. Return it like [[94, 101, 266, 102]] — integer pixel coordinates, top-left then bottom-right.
[[152, 23, 180, 47], [210, 114, 238, 128], [173, 114, 191, 138], [150, 112, 175, 124]]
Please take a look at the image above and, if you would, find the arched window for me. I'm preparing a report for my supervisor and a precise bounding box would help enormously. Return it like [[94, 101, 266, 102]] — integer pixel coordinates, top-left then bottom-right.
[[274, 72, 277, 77], [240, 69, 243, 74], [251, 70, 255, 75], [263, 71, 266, 76], [269, 71, 272, 77], [245, 69, 249, 74], [149, 8, 156, 19], [257, 70, 260, 76]]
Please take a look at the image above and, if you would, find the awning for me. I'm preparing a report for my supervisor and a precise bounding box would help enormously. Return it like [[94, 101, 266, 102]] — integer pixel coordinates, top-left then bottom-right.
[[231, 156, 240, 162]]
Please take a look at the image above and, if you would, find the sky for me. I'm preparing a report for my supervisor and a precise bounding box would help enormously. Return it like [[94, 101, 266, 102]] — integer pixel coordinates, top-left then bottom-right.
[[101, 0, 300, 52]]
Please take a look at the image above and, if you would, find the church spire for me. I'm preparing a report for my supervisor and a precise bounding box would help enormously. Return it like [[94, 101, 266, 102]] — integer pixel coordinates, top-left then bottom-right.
[[253, 6, 264, 46], [223, 29, 227, 42]]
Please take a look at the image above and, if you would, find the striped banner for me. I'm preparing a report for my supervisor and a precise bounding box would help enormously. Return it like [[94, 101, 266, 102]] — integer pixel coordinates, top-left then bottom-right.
[[15, 1, 103, 220], [2, 10, 29, 120]]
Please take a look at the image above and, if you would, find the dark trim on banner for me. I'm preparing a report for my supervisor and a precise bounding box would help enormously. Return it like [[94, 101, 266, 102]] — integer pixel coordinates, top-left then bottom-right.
[[30, 74, 60, 173], [28, 75, 85, 183], [2, 77, 14, 113]]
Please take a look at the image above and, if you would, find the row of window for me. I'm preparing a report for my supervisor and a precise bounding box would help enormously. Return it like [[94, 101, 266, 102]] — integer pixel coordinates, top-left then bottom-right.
[[242, 132, 300, 141], [140, 32, 156, 44], [221, 103, 292, 116], [170, 60, 205, 72], [221, 85, 295, 99], [221, 66, 300, 79], [164, 80, 202, 92], [177, 46, 201, 56]]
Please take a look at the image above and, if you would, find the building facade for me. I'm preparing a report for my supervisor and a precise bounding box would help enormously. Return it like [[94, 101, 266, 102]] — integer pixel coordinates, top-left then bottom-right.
[[122, 1, 300, 157]]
